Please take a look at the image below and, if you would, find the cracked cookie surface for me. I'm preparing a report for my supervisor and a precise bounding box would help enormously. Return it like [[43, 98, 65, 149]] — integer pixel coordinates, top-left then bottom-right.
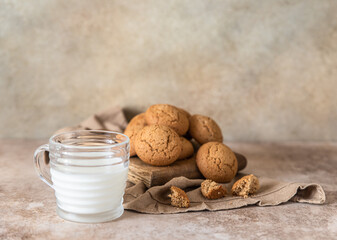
[[124, 113, 147, 156], [189, 114, 223, 144], [178, 107, 191, 119], [134, 125, 182, 166], [145, 104, 189, 135], [196, 142, 238, 183]]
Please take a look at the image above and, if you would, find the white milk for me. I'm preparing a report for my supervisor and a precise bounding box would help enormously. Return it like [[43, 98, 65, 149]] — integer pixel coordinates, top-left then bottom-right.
[[50, 151, 129, 221]]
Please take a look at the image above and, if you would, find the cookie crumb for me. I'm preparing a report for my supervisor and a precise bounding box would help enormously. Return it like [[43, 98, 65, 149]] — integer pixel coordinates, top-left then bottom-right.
[[169, 186, 190, 208], [231, 174, 260, 198], [201, 179, 227, 199]]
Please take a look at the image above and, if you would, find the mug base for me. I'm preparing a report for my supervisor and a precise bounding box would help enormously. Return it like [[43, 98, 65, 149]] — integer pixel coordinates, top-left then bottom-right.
[[56, 205, 124, 223]]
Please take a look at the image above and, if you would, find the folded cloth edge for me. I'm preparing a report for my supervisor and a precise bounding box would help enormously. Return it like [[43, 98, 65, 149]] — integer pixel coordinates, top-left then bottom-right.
[[123, 176, 326, 214]]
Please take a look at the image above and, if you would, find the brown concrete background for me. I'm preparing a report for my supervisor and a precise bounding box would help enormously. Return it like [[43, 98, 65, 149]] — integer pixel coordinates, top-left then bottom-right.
[[1, 0, 337, 140]]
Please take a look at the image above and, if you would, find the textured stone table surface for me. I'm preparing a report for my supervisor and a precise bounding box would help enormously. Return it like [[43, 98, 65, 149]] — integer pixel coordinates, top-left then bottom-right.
[[1, 140, 336, 240]]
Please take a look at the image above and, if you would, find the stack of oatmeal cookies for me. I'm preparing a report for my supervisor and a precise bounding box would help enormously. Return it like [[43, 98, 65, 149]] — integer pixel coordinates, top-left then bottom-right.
[[124, 104, 259, 207]]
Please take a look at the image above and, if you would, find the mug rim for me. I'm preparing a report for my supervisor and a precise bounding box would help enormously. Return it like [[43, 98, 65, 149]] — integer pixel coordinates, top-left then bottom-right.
[[49, 130, 130, 150]]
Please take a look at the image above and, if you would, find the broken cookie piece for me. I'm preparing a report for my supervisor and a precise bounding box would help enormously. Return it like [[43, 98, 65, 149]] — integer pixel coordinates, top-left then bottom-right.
[[231, 174, 260, 198], [201, 179, 227, 199], [168, 186, 190, 208]]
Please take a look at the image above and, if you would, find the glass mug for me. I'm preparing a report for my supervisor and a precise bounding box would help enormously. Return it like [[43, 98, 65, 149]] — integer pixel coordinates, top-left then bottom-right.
[[34, 130, 130, 223]]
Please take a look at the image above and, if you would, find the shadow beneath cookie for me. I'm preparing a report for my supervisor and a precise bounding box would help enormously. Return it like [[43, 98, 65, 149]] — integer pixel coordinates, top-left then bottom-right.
[[123, 107, 143, 122]]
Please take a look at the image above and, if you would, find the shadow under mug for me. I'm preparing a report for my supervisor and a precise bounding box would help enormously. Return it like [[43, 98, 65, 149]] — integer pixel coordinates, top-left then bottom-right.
[[34, 130, 130, 223]]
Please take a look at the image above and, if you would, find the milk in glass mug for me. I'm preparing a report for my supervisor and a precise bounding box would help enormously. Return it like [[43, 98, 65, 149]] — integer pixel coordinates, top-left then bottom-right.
[[34, 130, 130, 223]]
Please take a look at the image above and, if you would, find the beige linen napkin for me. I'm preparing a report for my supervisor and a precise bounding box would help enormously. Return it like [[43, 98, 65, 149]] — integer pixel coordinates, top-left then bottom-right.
[[53, 106, 326, 214], [123, 174, 326, 214], [54, 106, 128, 135]]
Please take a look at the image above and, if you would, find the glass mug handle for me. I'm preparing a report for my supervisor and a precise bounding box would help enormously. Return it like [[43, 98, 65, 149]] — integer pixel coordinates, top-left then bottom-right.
[[34, 144, 53, 188]]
